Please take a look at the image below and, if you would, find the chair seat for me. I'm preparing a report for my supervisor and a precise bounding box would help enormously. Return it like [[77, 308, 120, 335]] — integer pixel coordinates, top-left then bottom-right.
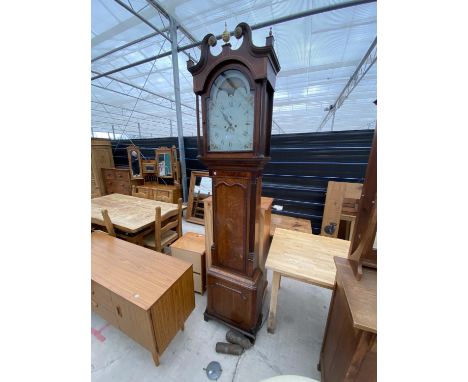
[[143, 230, 179, 250]]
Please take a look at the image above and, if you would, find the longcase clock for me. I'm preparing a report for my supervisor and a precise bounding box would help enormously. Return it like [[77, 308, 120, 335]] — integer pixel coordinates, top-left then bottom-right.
[[187, 22, 280, 338]]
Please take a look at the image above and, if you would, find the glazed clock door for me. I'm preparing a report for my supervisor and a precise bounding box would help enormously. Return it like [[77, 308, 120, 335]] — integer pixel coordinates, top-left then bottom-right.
[[206, 69, 254, 152]]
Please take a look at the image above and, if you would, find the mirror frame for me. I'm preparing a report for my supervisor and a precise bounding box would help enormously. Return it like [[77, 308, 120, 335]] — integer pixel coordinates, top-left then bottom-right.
[[126, 145, 143, 180], [155, 147, 174, 178], [186, 170, 210, 225]]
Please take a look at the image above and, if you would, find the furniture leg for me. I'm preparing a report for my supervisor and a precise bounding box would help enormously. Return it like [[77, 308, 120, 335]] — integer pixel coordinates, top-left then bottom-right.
[[152, 351, 160, 366], [267, 271, 281, 334], [278, 274, 281, 289], [349, 220, 356, 242], [345, 220, 351, 240], [181, 323, 185, 331]]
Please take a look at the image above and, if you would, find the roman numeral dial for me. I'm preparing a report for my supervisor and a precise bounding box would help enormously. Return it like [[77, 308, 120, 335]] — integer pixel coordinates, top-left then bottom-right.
[[207, 69, 254, 152]]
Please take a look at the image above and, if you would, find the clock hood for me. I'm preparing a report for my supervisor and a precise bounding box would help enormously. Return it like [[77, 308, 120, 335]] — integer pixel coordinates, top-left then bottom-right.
[[187, 22, 280, 94]]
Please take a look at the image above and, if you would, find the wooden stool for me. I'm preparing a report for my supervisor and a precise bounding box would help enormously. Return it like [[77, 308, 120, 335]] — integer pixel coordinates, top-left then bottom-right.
[[170, 232, 206, 294]]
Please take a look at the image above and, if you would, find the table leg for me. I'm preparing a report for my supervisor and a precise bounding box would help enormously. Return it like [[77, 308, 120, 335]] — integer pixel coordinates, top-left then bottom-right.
[[349, 220, 356, 242], [267, 271, 281, 334], [345, 220, 351, 240]]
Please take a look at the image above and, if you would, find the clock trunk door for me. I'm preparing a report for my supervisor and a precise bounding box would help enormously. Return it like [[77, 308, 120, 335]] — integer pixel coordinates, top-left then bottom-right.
[[212, 175, 249, 273]]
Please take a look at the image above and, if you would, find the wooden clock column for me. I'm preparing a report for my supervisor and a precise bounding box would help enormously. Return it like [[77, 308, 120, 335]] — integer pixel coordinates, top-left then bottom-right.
[[187, 23, 280, 338]]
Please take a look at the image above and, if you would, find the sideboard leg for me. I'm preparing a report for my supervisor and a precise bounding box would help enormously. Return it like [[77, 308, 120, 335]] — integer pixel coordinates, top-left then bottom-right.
[[152, 351, 160, 366]]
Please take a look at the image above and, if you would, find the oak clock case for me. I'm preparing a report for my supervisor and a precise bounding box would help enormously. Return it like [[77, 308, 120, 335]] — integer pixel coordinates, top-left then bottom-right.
[[187, 22, 280, 339]]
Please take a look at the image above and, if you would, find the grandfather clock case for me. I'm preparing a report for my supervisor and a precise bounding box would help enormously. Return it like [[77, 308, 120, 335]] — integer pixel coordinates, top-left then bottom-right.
[[187, 23, 280, 338]]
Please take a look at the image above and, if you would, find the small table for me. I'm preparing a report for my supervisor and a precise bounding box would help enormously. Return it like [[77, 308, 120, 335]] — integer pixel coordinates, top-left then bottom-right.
[[91, 193, 179, 244], [92, 231, 195, 365], [265, 228, 350, 333]]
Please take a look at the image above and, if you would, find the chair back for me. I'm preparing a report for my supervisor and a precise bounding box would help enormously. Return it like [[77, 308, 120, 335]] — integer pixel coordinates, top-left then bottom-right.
[[320, 181, 363, 238], [153, 198, 183, 251], [101, 209, 116, 237], [132, 185, 148, 199]]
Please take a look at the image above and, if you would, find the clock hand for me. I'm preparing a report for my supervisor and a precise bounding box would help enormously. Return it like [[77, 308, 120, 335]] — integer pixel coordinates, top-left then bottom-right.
[[220, 111, 231, 126]]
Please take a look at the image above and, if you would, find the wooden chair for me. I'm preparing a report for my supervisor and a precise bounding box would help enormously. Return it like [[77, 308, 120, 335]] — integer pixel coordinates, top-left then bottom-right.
[[132, 185, 148, 199], [320, 181, 363, 239], [143, 198, 183, 252], [101, 209, 116, 237]]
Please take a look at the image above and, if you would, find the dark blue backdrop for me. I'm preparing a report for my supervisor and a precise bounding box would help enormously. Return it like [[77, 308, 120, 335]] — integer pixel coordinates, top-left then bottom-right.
[[111, 129, 374, 234]]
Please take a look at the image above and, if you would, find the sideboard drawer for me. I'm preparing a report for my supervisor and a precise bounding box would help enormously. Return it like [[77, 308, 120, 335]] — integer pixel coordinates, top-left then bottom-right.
[[104, 180, 114, 192], [92, 300, 118, 327], [92, 281, 119, 326], [115, 171, 130, 181], [102, 169, 116, 180], [92, 281, 113, 309], [155, 190, 171, 202]]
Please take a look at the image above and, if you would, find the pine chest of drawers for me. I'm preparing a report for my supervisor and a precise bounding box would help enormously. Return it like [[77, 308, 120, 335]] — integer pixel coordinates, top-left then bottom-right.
[[102, 168, 143, 195]]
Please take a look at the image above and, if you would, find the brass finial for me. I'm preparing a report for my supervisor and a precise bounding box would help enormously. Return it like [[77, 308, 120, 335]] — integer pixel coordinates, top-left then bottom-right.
[[266, 26, 274, 46], [222, 22, 230, 43]]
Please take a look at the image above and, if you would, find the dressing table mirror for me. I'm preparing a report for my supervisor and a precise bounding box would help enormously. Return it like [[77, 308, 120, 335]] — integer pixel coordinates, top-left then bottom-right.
[[127, 145, 143, 180], [155, 147, 174, 178], [186, 171, 211, 225]]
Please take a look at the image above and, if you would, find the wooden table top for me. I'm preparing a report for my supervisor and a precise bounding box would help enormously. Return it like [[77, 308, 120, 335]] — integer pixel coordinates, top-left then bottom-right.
[[265, 228, 350, 289], [271, 214, 312, 235], [91, 193, 178, 233], [334, 257, 376, 333], [92, 231, 192, 310]]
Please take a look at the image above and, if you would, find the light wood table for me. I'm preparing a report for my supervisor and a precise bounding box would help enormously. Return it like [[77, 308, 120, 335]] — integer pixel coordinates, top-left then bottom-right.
[[91, 193, 179, 244], [270, 213, 312, 236], [92, 231, 195, 365], [265, 228, 350, 333]]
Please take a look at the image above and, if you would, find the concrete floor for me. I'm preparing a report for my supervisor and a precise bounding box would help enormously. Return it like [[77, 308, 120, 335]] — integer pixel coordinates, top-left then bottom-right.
[[91, 221, 331, 382]]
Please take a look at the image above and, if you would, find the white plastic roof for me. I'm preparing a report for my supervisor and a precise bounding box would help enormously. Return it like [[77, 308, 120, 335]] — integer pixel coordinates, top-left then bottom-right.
[[91, 0, 376, 139]]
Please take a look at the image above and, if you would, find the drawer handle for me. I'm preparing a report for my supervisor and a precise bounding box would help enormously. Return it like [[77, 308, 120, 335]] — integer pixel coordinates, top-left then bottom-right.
[[211, 282, 247, 300], [116, 306, 123, 317]]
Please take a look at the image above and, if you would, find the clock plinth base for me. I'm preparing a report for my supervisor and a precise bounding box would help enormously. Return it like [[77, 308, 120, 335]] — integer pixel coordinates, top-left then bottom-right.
[[205, 266, 265, 339], [203, 310, 263, 342]]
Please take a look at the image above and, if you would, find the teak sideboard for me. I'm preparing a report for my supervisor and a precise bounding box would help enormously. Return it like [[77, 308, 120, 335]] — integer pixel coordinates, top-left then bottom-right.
[[91, 231, 195, 365]]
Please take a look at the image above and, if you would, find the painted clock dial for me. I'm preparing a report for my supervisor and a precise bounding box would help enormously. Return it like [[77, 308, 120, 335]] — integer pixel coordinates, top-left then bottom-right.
[[206, 69, 254, 152]]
